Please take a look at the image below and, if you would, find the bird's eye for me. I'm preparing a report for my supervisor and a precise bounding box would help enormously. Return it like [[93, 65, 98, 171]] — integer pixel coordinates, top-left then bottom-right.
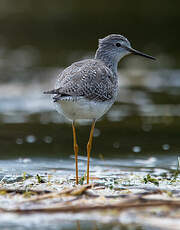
[[116, 42, 121, 47]]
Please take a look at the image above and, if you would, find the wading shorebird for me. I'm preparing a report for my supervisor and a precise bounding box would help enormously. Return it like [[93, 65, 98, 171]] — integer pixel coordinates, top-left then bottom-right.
[[44, 34, 155, 185]]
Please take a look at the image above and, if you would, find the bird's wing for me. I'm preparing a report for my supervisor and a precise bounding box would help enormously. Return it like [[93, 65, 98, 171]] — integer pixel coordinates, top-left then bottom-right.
[[44, 59, 115, 102]]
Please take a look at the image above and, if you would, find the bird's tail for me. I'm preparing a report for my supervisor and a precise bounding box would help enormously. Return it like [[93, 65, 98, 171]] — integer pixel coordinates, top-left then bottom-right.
[[43, 89, 58, 94]]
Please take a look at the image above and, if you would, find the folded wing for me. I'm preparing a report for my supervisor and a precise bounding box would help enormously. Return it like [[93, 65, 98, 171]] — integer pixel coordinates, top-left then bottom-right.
[[44, 59, 115, 102]]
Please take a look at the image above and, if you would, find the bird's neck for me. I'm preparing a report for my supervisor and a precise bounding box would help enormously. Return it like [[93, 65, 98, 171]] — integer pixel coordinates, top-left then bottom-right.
[[95, 48, 119, 74]]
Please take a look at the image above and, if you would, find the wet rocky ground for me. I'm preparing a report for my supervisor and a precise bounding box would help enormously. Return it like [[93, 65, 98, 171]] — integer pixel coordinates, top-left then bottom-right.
[[0, 156, 180, 230]]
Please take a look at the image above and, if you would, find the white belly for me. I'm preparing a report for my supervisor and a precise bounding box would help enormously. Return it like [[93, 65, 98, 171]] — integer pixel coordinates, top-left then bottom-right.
[[54, 97, 114, 121]]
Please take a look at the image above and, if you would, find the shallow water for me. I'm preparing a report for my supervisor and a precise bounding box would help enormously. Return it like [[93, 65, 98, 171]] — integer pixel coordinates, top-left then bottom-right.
[[1, 68, 180, 229], [1, 68, 180, 159], [0, 155, 179, 230]]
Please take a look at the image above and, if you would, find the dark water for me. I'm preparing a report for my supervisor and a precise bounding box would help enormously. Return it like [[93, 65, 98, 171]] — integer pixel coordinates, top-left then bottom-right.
[[1, 68, 180, 159]]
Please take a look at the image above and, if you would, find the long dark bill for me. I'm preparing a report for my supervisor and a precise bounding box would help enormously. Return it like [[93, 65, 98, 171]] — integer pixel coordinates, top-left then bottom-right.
[[126, 47, 156, 60]]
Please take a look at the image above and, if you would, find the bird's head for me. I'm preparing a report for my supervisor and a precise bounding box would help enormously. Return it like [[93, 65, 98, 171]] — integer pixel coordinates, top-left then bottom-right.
[[98, 34, 155, 62]]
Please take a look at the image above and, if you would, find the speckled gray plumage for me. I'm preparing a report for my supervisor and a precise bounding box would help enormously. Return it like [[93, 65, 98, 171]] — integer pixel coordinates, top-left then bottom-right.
[[44, 34, 135, 103], [48, 59, 117, 102], [44, 34, 155, 105]]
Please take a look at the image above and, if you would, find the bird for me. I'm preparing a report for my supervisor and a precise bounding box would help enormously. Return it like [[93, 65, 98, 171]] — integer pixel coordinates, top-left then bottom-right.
[[44, 34, 155, 185]]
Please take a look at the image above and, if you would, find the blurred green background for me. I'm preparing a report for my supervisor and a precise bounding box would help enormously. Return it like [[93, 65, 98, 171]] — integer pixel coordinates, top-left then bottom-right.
[[0, 0, 179, 74]]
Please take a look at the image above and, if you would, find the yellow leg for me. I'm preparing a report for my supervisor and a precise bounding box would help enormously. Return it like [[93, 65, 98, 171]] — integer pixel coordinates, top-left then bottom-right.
[[72, 121, 78, 185], [87, 120, 95, 184]]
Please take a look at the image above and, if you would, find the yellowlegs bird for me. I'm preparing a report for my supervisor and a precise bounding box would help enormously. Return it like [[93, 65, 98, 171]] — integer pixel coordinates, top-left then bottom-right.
[[44, 34, 155, 185]]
